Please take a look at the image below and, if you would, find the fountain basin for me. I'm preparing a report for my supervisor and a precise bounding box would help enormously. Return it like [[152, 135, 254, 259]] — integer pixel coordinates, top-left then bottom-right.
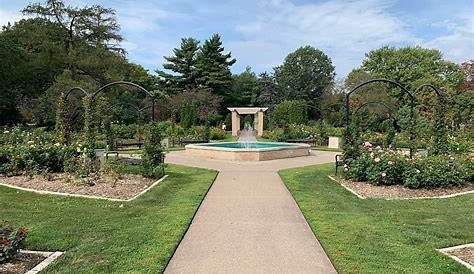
[[185, 142, 311, 161]]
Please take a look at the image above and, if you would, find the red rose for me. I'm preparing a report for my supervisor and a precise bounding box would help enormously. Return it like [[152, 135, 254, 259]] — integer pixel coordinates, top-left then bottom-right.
[[19, 227, 29, 232]]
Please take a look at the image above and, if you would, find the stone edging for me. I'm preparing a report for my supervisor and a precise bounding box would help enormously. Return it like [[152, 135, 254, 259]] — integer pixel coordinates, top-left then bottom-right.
[[327, 175, 474, 200], [19, 250, 64, 274], [0, 175, 168, 202], [436, 243, 474, 271], [327, 175, 366, 199]]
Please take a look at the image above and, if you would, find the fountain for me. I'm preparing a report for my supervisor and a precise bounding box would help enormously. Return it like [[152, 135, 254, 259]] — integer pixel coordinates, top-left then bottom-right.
[[185, 124, 310, 161]]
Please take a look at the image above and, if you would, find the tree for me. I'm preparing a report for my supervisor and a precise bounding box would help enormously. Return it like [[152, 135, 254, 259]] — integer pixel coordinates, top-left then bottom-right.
[[167, 87, 223, 125], [256, 72, 282, 108], [22, 0, 123, 58], [157, 37, 200, 94], [230, 67, 259, 106], [195, 34, 236, 97], [272, 100, 308, 127], [362, 46, 465, 99], [274, 46, 335, 119]]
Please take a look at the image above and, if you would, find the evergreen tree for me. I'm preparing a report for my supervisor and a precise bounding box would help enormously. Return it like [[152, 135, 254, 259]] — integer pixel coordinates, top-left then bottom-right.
[[195, 34, 236, 96], [230, 67, 259, 106], [157, 37, 200, 94]]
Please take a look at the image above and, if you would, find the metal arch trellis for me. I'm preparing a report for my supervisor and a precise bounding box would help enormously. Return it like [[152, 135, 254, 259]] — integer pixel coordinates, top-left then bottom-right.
[[103, 102, 154, 124], [344, 78, 416, 158], [90, 81, 156, 121]]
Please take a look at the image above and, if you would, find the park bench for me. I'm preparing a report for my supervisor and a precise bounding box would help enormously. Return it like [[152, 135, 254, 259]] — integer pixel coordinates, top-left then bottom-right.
[[115, 138, 144, 149]]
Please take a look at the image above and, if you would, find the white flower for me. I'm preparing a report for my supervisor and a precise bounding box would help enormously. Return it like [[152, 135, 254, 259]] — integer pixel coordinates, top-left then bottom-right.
[[370, 152, 374, 158], [449, 156, 454, 160], [54, 142, 61, 147], [27, 140, 34, 144], [76, 147, 82, 152], [375, 146, 381, 150], [344, 164, 348, 168], [381, 172, 386, 177], [388, 161, 393, 165], [344, 168, 348, 172], [374, 157, 381, 163], [3, 130, 9, 134], [416, 169, 420, 174]]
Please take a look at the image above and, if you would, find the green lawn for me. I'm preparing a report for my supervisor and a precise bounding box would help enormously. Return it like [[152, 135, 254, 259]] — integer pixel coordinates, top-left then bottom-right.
[[279, 164, 473, 274], [0, 164, 217, 273]]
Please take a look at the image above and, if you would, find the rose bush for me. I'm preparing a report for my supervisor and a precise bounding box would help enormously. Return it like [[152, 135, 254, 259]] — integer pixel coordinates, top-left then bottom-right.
[[0, 224, 28, 263], [343, 141, 473, 188]]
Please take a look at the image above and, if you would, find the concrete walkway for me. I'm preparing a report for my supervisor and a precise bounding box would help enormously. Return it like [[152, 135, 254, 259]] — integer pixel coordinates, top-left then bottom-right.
[[165, 150, 338, 274]]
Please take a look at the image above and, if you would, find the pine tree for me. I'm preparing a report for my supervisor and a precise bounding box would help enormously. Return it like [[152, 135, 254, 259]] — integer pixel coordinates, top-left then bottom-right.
[[195, 34, 236, 96], [157, 37, 200, 94]]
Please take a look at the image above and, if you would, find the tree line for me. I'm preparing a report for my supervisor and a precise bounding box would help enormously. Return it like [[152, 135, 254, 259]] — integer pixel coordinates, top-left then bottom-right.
[[0, 0, 472, 132]]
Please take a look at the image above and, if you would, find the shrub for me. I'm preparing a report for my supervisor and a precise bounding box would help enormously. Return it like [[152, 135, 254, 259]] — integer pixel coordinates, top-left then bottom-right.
[[272, 100, 308, 127], [210, 127, 226, 140], [403, 155, 466, 188], [262, 128, 286, 141], [366, 149, 408, 185], [0, 128, 78, 175], [142, 122, 165, 179], [0, 224, 28, 264], [343, 141, 470, 188], [345, 152, 372, 181]]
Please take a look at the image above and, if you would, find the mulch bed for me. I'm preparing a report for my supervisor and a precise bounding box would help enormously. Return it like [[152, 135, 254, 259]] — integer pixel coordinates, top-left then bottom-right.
[[0, 173, 155, 200], [0, 252, 47, 274], [447, 246, 474, 267], [334, 177, 474, 199]]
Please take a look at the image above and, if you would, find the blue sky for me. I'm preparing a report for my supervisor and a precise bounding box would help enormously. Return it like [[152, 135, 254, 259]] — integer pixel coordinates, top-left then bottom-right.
[[1, 0, 473, 77]]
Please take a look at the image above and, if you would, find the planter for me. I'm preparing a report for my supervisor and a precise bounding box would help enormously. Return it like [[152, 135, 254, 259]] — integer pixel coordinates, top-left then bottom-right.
[[328, 136, 341, 149]]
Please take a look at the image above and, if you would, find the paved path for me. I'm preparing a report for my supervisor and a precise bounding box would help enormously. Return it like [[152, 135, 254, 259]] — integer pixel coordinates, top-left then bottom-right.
[[165, 150, 338, 274]]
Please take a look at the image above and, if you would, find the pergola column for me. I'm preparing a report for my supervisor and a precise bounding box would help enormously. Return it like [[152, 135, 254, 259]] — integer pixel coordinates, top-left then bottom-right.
[[256, 110, 264, 136], [231, 111, 240, 136]]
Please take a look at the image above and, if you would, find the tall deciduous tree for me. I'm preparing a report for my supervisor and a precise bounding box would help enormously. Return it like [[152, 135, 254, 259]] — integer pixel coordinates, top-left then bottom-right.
[[195, 34, 236, 96], [157, 37, 200, 94], [22, 0, 123, 72], [362, 46, 465, 99], [274, 46, 335, 119]]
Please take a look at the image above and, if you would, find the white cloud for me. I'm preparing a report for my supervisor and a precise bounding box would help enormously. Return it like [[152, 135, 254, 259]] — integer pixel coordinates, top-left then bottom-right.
[[424, 15, 474, 63], [229, 0, 419, 76]]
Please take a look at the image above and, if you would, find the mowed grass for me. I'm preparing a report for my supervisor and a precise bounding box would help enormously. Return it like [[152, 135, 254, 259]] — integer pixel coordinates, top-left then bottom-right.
[[0, 164, 217, 273], [279, 163, 473, 274]]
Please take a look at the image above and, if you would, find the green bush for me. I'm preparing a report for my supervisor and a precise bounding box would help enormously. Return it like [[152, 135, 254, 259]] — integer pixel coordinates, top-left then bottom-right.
[[343, 142, 472, 188], [0, 128, 78, 175], [180, 103, 198, 129], [261, 128, 286, 141], [403, 155, 466, 188], [272, 100, 308, 127], [111, 124, 140, 139], [210, 127, 227, 140], [142, 122, 165, 179]]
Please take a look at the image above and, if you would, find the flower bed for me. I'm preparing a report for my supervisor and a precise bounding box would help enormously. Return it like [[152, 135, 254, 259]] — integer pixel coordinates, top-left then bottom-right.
[[342, 142, 473, 189], [0, 173, 155, 200], [330, 176, 474, 199]]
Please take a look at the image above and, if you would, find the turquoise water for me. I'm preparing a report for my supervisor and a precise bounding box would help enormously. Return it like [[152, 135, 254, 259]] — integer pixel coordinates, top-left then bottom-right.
[[201, 142, 296, 149]]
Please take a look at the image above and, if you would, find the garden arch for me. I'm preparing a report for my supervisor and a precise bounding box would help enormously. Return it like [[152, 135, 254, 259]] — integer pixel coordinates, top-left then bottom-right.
[[344, 79, 415, 157], [91, 81, 156, 121]]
